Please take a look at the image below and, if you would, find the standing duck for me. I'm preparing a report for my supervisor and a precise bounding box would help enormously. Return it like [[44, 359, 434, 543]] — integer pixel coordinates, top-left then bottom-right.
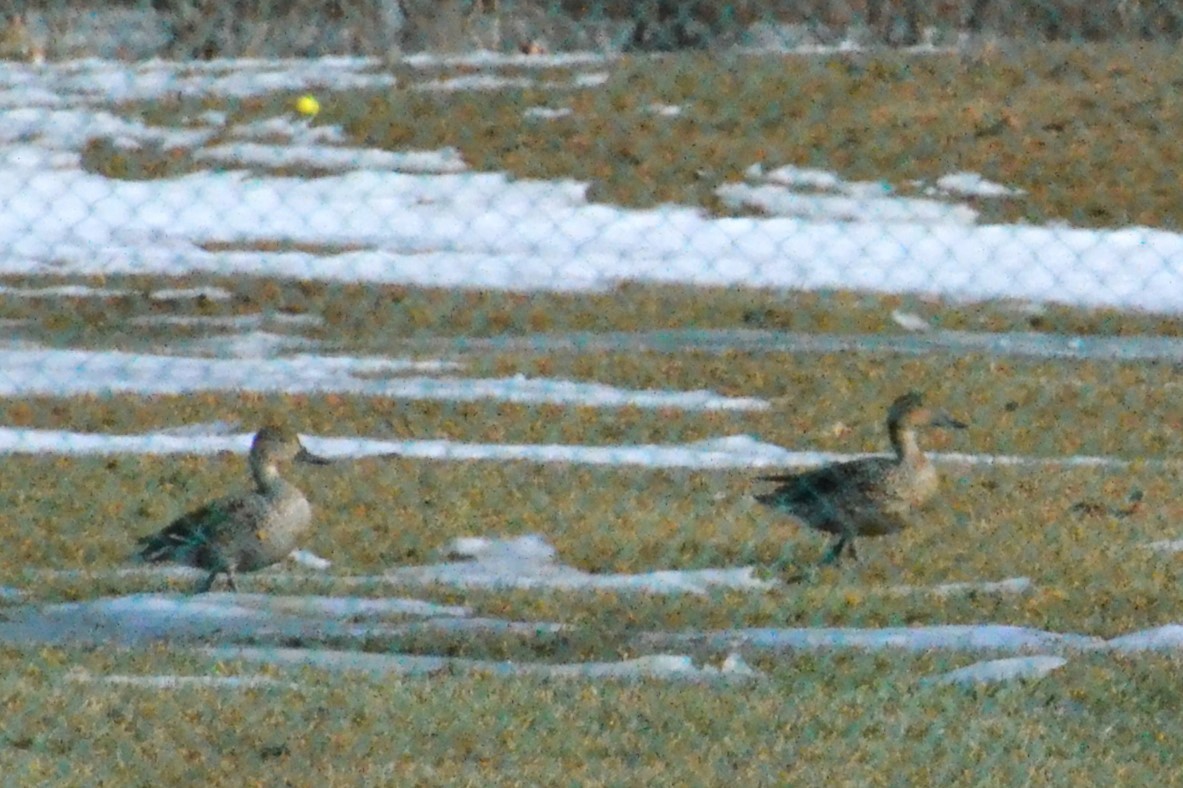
[[135, 426, 332, 593], [755, 392, 966, 564]]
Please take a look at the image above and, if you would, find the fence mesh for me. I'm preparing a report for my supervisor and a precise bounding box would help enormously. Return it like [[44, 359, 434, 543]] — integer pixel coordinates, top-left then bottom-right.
[[2, 0, 1182, 783]]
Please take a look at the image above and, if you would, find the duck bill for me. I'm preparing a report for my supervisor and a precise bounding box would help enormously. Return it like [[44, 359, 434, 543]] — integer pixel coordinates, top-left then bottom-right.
[[295, 446, 334, 465], [931, 412, 968, 430]]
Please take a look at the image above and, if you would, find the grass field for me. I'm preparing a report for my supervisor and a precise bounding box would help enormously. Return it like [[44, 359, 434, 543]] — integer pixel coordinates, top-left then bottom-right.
[[5, 41, 1183, 783]]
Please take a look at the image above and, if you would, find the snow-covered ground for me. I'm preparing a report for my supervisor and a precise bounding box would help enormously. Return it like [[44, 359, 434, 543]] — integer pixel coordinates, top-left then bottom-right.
[[0, 58, 1180, 307], [0, 56, 1179, 688], [0, 345, 765, 410], [0, 426, 1130, 470]]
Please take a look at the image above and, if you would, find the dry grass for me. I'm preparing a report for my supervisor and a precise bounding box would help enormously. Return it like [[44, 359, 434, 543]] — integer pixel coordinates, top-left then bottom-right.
[[329, 42, 1183, 228], [10, 41, 1183, 781], [1, 347, 1182, 459], [102, 42, 1183, 230], [9, 274, 1183, 348], [3, 646, 1183, 783], [3, 449, 1180, 637]]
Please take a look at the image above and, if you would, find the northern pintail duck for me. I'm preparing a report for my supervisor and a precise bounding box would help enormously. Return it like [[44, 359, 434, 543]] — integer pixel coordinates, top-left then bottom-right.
[[135, 426, 332, 593], [755, 392, 966, 564]]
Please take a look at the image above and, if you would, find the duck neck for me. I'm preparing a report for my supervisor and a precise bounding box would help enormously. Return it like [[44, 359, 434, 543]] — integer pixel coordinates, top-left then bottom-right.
[[889, 425, 924, 464], [251, 461, 285, 495]]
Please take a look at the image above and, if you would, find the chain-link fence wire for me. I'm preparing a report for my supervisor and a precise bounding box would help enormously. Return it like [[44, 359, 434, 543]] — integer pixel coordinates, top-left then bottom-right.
[[3, 0, 1183, 781], [4, 1, 1183, 58]]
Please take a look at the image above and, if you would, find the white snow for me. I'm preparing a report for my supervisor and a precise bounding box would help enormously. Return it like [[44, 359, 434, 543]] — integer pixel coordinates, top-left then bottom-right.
[[195, 143, 467, 174], [288, 549, 332, 570], [402, 51, 610, 70], [716, 182, 979, 225], [573, 73, 610, 88], [386, 535, 775, 595], [1143, 540, 1183, 553], [732, 163, 986, 225], [749, 164, 844, 190], [155, 419, 240, 437], [923, 655, 1066, 686], [28, 535, 772, 598], [636, 625, 1104, 654], [891, 309, 933, 332], [148, 286, 234, 301], [0, 57, 396, 104], [0, 347, 760, 410], [0, 427, 1129, 472], [0, 586, 26, 601], [0, 153, 1177, 306], [524, 106, 573, 120], [205, 646, 761, 682], [66, 669, 299, 690], [0, 284, 132, 298], [1104, 625, 1183, 653], [128, 312, 322, 328], [417, 74, 537, 92], [0, 59, 1177, 309], [646, 104, 683, 117], [0, 56, 1180, 683], [935, 172, 1026, 198], [0, 592, 483, 646], [229, 116, 347, 144], [198, 593, 470, 619], [169, 330, 321, 359], [887, 577, 1034, 597]]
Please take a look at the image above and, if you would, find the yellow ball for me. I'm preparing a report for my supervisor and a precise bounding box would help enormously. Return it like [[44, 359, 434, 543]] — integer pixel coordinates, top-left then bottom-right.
[[295, 94, 320, 117]]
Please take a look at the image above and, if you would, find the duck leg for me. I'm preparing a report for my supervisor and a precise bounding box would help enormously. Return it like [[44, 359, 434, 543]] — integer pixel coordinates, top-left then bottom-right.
[[194, 570, 219, 594], [821, 535, 848, 565]]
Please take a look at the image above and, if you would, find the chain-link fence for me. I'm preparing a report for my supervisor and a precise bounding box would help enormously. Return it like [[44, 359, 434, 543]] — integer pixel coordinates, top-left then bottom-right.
[[2, 1, 1183, 783]]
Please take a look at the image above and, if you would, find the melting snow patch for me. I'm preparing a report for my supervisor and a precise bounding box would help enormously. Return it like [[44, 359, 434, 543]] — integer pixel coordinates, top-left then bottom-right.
[[198, 593, 470, 620], [1143, 540, 1183, 553], [0, 65, 1182, 313], [935, 172, 1026, 198], [0, 427, 1128, 472], [416, 74, 537, 92], [0, 348, 757, 410], [402, 51, 610, 69], [636, 625, 1103, 654], [923, 655, 1066, 687], [228, 116, 347, 144], [0, 592, 481, 647], [0, 284, 132, 298], [130, 312, 323, 328], [387, 535, 775, 595], [66, 669, 299, 691], [167, 331, 320, 359], [149, 287, 234, 301], [746, 164, 844, 191], [734, 163, 979, 224], [1105, 625, 1183, 653], [891, 309, 932, 332], [716, 182, 979, 225], [289, 550, 331, 570], [523, 107, 572, 120], [445, 534, 557, 562], [573, 73, 610, 88], [205, 646, 762, 683], [887, 577, 1033, 597], [647, 104, 682, 117], [0, 586, 26, 601], [155, 420, 240, 437], [195, 144, 467, 175]]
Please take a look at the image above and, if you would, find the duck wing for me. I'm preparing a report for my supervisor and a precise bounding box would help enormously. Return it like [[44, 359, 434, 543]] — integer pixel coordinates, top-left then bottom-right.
[[756, 457, 895, 507], [136, 493, 255, 563]]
